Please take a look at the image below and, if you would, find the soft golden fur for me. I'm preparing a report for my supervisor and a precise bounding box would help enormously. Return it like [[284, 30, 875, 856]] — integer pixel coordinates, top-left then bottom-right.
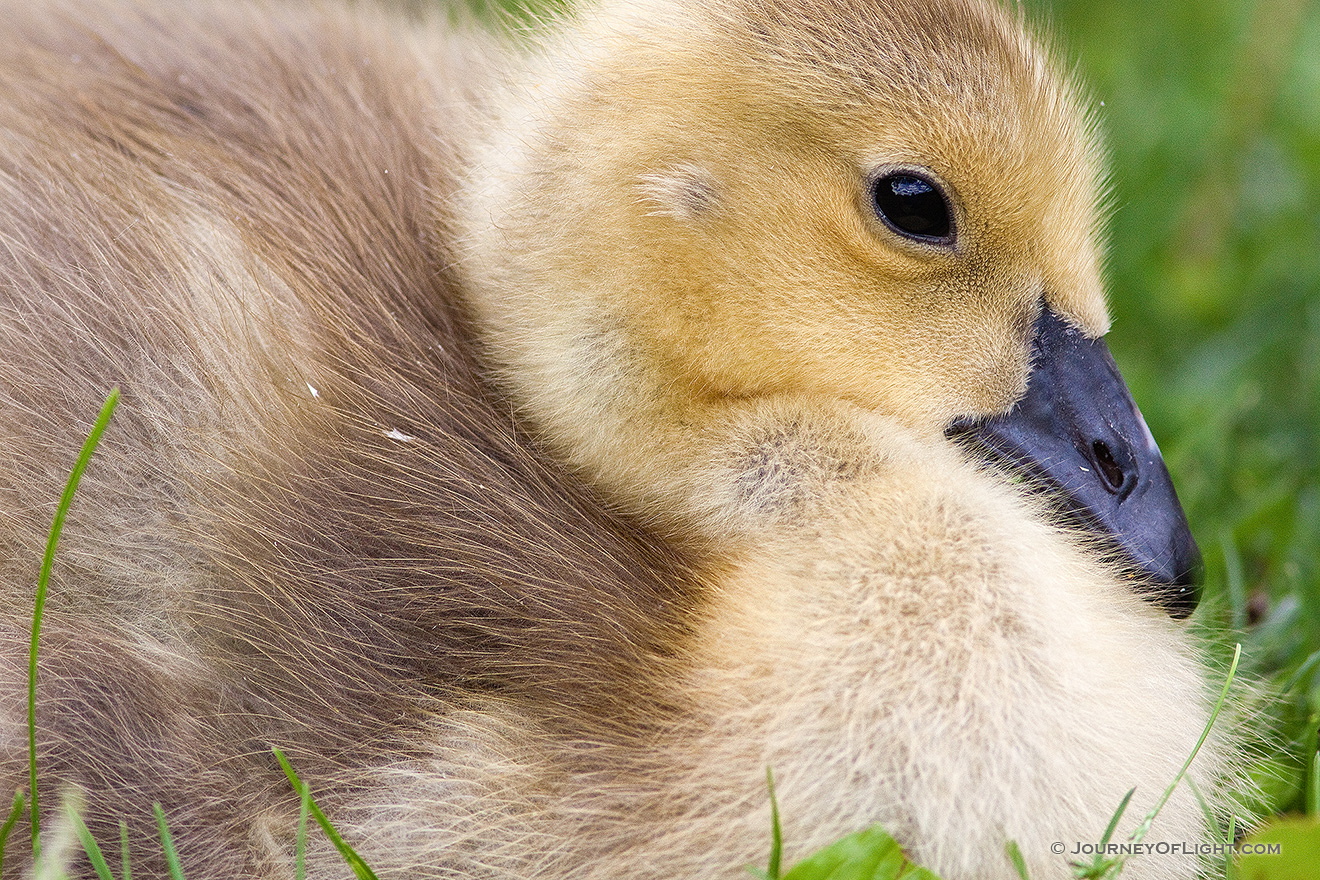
[[0, 1, 1242, 878]]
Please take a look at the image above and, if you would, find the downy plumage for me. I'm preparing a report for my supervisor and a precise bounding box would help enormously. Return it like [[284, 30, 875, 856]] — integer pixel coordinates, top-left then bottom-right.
[[0, 1, 1243, 878]]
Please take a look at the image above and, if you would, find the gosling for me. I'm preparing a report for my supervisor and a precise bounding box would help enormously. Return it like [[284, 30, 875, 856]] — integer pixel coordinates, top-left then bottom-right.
[[0, 0, 1239, 879]]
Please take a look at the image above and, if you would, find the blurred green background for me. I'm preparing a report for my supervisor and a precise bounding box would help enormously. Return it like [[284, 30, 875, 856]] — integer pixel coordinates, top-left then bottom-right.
[[1024, 0, 1320, 817], [477, 0, 1320, 820]]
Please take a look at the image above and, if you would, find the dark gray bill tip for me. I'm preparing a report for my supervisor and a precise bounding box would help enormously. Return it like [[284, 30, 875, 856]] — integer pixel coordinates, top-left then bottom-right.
[[946, 309, 1203, 619]]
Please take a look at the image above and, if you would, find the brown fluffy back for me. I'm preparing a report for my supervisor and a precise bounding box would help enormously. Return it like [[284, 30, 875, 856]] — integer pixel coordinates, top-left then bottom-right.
[[0, 2, 700, 874]]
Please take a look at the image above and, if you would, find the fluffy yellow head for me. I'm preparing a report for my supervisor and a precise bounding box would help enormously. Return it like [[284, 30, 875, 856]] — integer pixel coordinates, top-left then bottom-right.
[[497, 0, 1109, 435]]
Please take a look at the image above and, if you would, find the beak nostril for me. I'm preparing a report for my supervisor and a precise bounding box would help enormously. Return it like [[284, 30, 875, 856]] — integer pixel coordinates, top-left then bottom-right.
[[1091, 440, 1127, 494]]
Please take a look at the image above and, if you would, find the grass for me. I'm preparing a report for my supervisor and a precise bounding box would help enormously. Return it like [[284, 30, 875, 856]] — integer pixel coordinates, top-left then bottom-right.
[[28, 389, 120, 865], [274, 752, 380, 880]]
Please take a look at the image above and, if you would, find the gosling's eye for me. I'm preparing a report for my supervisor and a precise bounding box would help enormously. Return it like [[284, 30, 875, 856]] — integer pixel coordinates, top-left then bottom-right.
[[871, 172, 954, 243]]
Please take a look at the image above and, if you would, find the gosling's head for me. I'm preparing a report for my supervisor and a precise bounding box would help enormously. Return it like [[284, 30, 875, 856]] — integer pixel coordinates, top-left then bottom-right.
[[470, 0, 1199, 611], [502, 0, 1107, 426]]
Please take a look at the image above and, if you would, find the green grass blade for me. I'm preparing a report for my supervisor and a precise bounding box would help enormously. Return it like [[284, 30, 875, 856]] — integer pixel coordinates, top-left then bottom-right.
[[747, 768, 784, 880], [0, 789, 27, 874], [1224, 816, 1237, 880], [295, 782, 310, 880], [1098, 789, 1135, 848], [1082, 642, 1244, 880], [1185, 773, 1232, 880], [1279, 649, 1320, 695], [274, 750, 379, 880], [1307, 748, 1320, 816], [1219, 533, 1247, 631], [29, 388, 120, 860], [153, 803, 186, 880], [1005, 840, 1030, 880], [69, 803, 118, 880], [1131, 643, 1241, 846], [1065, 644, 1243, 880], [1184, 775, 1215, 833], [120, 820, 131, 880]]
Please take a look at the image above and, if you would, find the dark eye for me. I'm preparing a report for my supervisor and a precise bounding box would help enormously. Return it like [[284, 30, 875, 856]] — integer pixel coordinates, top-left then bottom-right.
[[872, 172, 953, 243]]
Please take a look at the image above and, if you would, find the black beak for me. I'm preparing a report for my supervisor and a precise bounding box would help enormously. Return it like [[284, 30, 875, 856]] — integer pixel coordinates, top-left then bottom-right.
[[946, 309, 1202, 618]]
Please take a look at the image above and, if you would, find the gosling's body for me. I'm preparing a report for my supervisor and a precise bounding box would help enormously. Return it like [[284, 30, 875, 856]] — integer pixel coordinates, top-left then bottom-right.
[[0, 1, 1238, 879]]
